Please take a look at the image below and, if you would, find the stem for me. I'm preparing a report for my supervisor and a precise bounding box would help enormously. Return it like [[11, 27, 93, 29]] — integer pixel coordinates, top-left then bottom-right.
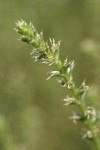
[[95, 138, 100, 150]]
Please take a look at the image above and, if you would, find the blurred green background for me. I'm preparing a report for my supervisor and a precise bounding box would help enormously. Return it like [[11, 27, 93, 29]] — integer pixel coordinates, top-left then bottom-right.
[[0, 0, 100, 150]]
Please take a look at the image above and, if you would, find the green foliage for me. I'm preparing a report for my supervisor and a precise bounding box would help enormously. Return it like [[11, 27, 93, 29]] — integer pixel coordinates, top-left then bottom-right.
[[15, 20, 100, 150]]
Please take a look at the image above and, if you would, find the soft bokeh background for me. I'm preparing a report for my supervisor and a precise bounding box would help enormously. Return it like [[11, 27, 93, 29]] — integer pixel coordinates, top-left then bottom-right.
[[0, 0, 100, 150]]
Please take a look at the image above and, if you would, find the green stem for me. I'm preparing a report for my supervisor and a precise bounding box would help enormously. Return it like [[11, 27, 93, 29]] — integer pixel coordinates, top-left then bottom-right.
[[93, 137, 100, 150]]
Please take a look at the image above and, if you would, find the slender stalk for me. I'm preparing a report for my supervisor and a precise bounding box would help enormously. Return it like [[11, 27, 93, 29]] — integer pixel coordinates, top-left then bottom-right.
[[15, 20, 100, 150]]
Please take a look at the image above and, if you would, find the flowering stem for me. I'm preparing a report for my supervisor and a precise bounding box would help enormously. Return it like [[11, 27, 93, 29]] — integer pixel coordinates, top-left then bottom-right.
[[15, 20, 100, 150]]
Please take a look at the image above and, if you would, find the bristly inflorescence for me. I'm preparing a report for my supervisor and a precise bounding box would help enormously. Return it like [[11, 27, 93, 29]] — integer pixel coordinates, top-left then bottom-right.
[[15, 20, 100, 150]]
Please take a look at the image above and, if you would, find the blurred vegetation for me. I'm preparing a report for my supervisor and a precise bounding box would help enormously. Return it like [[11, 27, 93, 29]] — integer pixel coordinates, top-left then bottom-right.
[[0, 0, 100, 150]]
